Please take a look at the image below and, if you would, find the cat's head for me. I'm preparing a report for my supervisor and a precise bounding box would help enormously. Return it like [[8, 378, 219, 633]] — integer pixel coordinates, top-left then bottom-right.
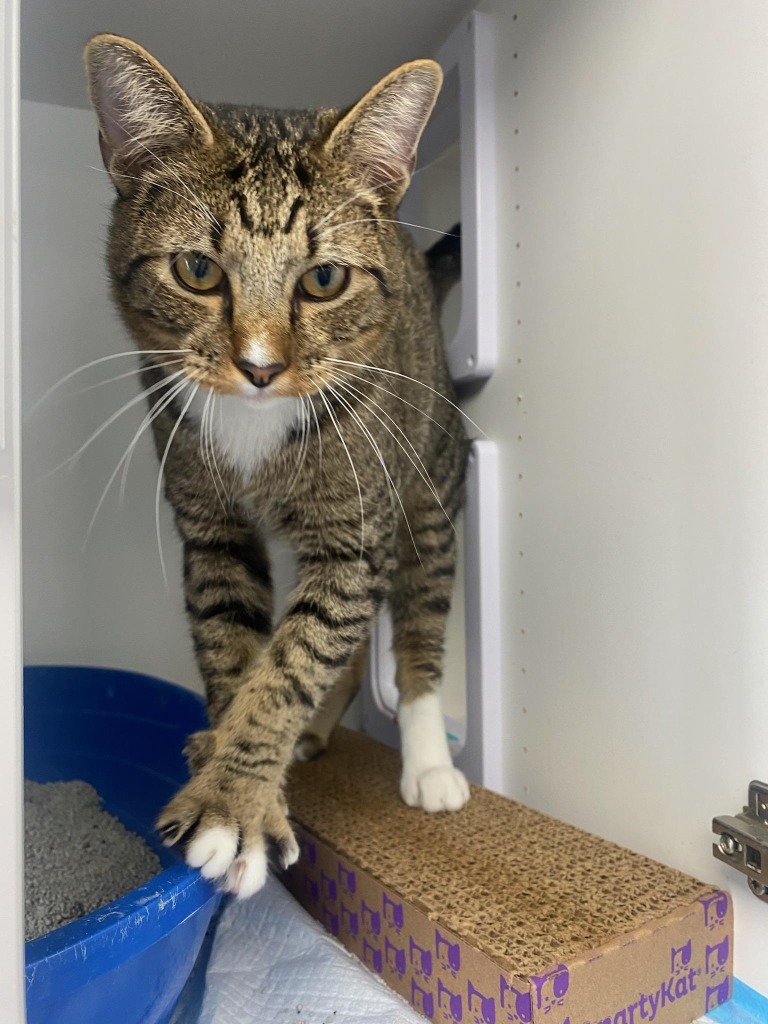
[[83, 34, 442, 406]]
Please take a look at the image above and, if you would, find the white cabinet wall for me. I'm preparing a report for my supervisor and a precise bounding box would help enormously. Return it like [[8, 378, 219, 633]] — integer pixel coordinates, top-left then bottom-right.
[[468, 0, 768, 996]]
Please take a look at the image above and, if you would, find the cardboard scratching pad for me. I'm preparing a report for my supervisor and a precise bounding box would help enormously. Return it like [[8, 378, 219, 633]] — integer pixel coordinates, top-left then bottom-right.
[[284, 728, 733, 1024]]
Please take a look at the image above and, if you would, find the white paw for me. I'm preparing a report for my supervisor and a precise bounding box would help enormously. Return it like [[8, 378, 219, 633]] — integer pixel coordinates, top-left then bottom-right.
[[400, 765, 470, 813], [186, 825, 239, 880], [224, 843, 268, 900], [278, 832, 300, 869], [292, 733, 324, 763]]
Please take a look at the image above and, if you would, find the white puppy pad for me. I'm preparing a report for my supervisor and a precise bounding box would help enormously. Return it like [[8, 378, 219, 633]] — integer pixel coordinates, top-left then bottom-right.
[[172, 873, 423, 1024]]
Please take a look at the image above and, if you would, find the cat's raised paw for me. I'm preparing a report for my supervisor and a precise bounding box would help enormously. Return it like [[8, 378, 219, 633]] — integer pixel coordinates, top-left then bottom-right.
[[400, 765, 470, 813], [186, 825, 239, 880], [156, 762, 297, 898]]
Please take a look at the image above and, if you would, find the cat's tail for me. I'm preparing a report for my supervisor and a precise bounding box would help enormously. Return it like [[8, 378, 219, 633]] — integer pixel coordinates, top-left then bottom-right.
[[426, 223, 461, 307]]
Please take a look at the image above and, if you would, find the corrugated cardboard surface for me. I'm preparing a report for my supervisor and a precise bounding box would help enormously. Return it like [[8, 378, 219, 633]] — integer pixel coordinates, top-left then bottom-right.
[[284, 728, 733, 1023]]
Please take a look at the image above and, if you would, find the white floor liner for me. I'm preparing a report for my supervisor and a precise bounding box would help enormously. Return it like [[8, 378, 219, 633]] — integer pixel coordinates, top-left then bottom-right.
[[171, 873, 423, 1024]]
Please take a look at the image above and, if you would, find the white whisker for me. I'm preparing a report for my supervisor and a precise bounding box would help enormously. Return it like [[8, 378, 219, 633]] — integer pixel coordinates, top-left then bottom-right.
[[42, 369, 187, 480], [323, 358, 487, 438], [156, 383, 199, 586], [119, 373, 189, 503], [320, 380, 395, 512], [318, 218, 458, 238], [316, 388, 366, 571], [307, 392, 323, 470], [334, 377, 454, 534], [329, 367, 455, 438], [323, 381, 422, 565], [67, 358, 185, 401], [84, 373, 191, 547], [208, 394, 232, 508], [282, 397, 306, 499], [27, 349, 191, 419], [199, 390, 228, 515]]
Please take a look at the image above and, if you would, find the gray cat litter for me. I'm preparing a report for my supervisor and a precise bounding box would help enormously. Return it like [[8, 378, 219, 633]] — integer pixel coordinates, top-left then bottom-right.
[[24, 779, 162, 941]]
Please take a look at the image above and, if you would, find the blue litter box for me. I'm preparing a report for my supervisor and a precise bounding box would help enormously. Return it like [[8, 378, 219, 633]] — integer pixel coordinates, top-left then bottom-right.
[[24, 665, 222, 1024]]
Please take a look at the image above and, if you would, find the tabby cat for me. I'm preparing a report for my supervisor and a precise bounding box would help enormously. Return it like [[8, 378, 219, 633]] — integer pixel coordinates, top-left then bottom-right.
[[84, 34, 470, 898]]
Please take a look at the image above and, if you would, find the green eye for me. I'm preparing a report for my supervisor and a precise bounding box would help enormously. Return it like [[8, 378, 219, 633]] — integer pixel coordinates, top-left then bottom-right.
[[172, 252, 225, 292], [298, 264, 349, 300]]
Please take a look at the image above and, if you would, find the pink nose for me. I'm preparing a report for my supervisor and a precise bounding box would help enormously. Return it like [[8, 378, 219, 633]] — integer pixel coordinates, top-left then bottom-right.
[[235, 360, 286, 389]]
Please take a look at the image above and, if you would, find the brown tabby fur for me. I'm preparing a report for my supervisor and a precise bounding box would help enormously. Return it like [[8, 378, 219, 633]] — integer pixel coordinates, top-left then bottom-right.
[[84, 34, 468, 869]]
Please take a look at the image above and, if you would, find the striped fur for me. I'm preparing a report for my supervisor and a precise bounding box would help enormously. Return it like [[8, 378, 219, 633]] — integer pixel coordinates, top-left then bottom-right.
[[85, 34, 469, 895]]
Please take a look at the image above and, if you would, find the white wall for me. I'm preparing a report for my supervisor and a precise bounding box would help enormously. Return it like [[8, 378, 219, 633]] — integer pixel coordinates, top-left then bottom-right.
[[21, 100, 201, 690], [467, 0, 768, 995]]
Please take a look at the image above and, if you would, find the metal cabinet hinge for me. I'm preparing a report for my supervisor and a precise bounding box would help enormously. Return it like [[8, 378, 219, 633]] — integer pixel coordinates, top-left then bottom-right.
[[713, 780, 768, 902]]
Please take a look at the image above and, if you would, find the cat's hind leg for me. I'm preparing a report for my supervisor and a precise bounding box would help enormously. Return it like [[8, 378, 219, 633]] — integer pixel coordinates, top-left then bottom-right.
[[390, 502, 469, 813], [293, 639, 368, 762]]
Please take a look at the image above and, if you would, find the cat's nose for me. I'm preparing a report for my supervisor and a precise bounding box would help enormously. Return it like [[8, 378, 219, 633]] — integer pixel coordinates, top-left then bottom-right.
[[235, 359, 286, 389]]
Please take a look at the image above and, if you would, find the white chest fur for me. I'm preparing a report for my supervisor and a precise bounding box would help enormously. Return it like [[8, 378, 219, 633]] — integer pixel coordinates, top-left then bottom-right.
[[190, 389, 301, 482]]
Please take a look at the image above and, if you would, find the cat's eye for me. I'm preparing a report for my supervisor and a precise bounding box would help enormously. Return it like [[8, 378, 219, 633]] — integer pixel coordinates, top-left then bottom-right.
[[298, 264, 349, 301], [172, 252, 225, 293]]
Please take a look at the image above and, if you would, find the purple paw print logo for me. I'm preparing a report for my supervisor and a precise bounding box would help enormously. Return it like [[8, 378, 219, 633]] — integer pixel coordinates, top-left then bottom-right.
[[438, 978, 463, 1022], [671, 941, 692, 976], [410, 936, 434, 979], [304, 877, 319, 905], [699, 892, 729, 931], [530, 964, 569, 1015], [298, 837, 316, 866], [338, 862, 356, 897], [361, 899, 381, 937], [340, 902, 358, 937], [436, 929, 461, 975], [412, 980, 435, 1019], [706, 979, 730, 1012], [500, 978, 532, 1023], [706, 936, 729, 979], [467, 980, 495, 1024], [363, 938, 383, 974], [322, 906, 339, 937], [383, 893, 404, 932], [385, 936, 407, 978], [320, 870, 337, 902]]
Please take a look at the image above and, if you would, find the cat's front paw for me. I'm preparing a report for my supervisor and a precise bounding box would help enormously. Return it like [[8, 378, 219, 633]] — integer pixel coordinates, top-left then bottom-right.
[[400, 764, 470, 813], [156, 759, 298, 899]]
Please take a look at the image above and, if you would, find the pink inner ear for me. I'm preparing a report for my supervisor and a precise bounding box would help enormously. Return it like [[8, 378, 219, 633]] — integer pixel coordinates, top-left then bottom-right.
[[331, 64, 441, 201], [364, 150, 416, 196], [87, 39, 213, 186]]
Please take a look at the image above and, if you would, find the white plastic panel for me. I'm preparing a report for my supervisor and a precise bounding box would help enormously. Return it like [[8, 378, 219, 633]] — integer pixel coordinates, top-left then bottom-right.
[[363, 441, 503, 790], [417, 10, 498, 384], [364, 12, 502, 788]]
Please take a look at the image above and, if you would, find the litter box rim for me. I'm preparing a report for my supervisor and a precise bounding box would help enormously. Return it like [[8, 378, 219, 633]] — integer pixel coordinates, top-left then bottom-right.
[[23, 665, 222, 1002]]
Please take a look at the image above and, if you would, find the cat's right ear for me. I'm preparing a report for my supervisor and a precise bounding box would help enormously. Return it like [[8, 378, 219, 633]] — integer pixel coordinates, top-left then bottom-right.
[[83, 34, 213, 195]]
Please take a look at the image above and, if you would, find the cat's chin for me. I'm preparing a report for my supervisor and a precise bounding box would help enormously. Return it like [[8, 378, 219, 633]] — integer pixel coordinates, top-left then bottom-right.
[[231, 386, 293, 410]]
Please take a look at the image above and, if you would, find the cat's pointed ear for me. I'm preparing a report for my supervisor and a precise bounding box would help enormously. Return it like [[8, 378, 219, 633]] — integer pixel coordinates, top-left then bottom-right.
[[325, 60, 442, 205], [83, 34, 214, 194]]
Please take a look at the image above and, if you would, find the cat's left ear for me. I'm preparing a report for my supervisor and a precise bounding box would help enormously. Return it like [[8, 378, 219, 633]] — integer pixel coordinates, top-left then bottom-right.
[[325, 60, 443, 205]]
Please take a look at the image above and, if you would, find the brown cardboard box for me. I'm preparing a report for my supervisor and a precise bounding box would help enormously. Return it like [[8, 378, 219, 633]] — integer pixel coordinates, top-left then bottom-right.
[[284, 728, 733, 1024]]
